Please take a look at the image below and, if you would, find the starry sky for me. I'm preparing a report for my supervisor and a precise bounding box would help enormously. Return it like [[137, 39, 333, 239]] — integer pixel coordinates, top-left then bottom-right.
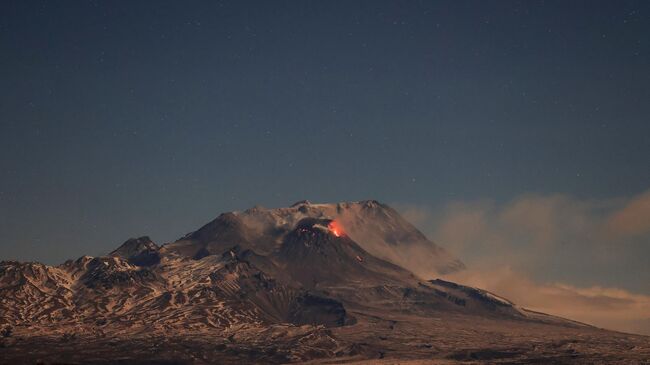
[[1, 0, 649, 288]]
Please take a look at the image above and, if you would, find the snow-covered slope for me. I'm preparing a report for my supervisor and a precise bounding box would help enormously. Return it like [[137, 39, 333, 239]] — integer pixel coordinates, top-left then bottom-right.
[[0, 201, 514, 339], [2, 200, 648, 364]]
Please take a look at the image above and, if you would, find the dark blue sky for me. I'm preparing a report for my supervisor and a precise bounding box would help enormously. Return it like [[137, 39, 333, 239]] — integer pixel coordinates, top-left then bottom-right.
[[1, 1, 649, 265]]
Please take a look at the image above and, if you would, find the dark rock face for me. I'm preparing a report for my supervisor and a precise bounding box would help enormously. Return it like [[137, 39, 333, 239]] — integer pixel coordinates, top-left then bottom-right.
[[110, 236, 158, 258], [192, 247, 211, 260], [430, 278, 513, 307], [288, 293, 352, 327], [110, 236, 161, 267], [128, 250, 161, 266], [275, 218, 415, 288], [278, 218, 346, 261], [204, 249, 352, 328], [428, 279, 518, 316], [80, 258, 157, 290]]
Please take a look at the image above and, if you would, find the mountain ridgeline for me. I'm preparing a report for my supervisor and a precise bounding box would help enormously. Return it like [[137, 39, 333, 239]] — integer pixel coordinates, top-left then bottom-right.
[[4, 200, 636, 364], [0, 200, 493, 333]]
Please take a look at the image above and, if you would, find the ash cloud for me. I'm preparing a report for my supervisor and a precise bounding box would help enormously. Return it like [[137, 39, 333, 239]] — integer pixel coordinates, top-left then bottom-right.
[[606, 189, 650, 238], [395, 188, 650, 335], [445, 266, 650, 336]]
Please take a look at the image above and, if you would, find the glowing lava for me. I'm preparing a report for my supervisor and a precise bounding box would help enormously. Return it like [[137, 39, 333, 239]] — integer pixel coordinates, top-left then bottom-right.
[[328, 220, 344, 237]]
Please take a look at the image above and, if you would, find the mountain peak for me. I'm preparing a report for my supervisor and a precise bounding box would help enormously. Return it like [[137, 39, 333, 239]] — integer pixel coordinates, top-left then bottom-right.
[[163, 200, 463, 277], [110, 236, 160, 267], [290, 199, 312, 207], [110, 236, 156, 256]]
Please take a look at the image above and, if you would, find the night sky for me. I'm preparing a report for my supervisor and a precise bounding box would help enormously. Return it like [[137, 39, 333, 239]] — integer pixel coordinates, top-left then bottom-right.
[[1, 0, 649, 295]]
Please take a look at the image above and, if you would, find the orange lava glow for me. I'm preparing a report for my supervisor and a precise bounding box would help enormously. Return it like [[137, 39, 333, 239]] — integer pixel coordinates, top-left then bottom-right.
[[328, 220, 344, 237]]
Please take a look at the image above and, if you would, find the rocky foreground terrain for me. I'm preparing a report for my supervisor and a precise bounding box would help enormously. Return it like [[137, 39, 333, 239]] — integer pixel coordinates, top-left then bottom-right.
[[1, 200, 649, 364]]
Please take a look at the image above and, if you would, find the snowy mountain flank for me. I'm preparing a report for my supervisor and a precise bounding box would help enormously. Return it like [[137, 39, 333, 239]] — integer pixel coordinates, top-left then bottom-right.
[[1, 200, 649, 364]]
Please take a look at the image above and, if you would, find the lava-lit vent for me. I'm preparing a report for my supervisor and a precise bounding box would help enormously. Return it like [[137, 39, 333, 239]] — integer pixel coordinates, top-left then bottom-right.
[[328, 220, 344, 237]]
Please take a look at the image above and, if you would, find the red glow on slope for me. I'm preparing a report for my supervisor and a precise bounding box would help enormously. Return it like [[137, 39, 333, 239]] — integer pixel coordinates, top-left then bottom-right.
[[328, 220, 344, 237]]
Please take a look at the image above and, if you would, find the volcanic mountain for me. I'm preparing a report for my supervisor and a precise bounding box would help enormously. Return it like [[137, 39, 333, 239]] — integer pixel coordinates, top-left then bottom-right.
[[1, 200, 649, 364], [164, 200, 464, 275]]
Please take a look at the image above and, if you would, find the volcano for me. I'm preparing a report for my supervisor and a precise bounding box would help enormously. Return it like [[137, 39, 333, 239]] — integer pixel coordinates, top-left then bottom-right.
[[1, 200, 649, 364]]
